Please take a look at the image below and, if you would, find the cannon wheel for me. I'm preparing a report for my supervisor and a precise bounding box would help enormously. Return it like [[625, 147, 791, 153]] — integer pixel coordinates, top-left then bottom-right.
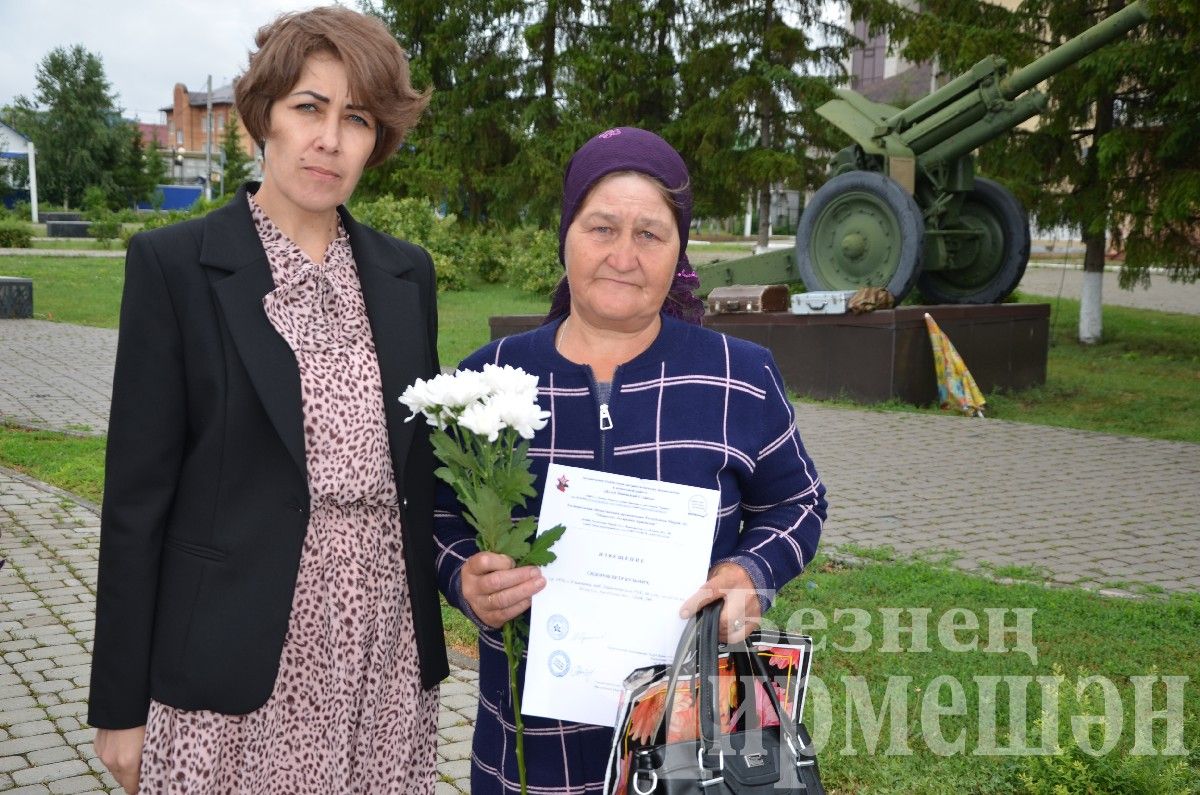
[[918, 177, 1030, 304], [796, 171, 923, 301]]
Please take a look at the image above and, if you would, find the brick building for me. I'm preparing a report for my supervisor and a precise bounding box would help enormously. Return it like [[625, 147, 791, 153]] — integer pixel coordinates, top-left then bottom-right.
[[137, 122, 170, 149], [162, 82, 260, 185], [845, 0, 1021, 105]]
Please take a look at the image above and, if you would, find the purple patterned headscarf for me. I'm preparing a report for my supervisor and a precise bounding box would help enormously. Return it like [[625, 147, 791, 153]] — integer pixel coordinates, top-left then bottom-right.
[[545, 127, 705, 326]]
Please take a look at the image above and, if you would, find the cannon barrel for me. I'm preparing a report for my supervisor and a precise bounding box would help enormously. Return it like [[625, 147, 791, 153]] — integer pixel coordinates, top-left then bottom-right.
[[919, 92, 1046, 168], [1002, 0, 1150, 98], [874, 0, 1150, 161]]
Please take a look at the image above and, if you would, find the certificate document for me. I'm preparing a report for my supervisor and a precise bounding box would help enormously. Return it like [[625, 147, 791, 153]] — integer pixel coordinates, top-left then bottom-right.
[[522, 463, 717, 727]]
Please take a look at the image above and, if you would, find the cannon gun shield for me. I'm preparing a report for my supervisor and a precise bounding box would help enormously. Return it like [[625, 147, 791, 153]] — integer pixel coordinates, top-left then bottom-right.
[[796, 171, 924, 300]]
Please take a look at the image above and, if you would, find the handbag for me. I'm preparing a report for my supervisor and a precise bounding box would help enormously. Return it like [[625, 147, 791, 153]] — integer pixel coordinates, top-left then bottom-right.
[[626, 600, 825, 794]]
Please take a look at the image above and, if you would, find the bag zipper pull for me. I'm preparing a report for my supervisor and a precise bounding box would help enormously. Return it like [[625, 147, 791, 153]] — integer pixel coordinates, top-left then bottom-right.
[[599, 403, 613, 430]]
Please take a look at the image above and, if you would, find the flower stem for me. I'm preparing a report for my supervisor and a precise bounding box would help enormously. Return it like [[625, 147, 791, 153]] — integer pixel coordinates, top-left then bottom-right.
[[503, 621, 527, 794]]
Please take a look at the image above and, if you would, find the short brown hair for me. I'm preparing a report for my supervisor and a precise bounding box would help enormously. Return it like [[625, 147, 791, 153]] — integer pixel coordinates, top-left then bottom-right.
[[234, 6, 429, 168]]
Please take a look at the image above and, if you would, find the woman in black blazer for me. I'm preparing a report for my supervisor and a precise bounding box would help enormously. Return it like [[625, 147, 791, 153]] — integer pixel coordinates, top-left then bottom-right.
[[88, 8, 448, 793]]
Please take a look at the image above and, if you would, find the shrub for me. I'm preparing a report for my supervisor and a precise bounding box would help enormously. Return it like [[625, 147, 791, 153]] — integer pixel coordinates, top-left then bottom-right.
[[0, 218, 33, 248], [352, 196, 439, 242], [468, 226, 508, 284], [11, 201, 31, 221], [89, 214, 121, 248], [189, 192, 235, 216], [119, 226, 139, 250], [82, 186, 109, 218], [502, 227, 561, 297], [140, 210, 192, 232], [352, 197, 470, 291]]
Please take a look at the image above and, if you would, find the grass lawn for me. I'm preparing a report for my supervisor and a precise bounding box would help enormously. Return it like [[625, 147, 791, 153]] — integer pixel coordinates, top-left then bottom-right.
[[31, 239, 121, 251], [986, 292, 1200, 443], [0, 256, 125, 327], [0, 423, 106, 503], [437, 284, 550, 365], [798, 292, 1200, 444], [767, 553, 1200, 793]]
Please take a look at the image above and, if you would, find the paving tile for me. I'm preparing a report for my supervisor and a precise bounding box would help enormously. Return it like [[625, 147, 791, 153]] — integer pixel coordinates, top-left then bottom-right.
[[26, 747, 79, 766], [11, 759, 90, 786], [8, 720, 58, 739], [47, 775, 104, 794]]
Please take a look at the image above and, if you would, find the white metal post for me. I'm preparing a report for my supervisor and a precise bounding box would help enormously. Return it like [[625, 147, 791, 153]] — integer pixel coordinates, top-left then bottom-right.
[[27, 141, 38, 224]]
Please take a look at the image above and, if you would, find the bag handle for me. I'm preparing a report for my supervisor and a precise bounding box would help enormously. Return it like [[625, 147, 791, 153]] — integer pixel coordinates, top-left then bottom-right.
[[641, 599, 814, 770], [641, 608, 703, 749], [696, 601, 814, 771]]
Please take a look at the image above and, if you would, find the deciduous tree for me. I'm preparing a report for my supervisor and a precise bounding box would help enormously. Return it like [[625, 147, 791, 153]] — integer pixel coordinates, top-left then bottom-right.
[[1, 45, 126, 209]]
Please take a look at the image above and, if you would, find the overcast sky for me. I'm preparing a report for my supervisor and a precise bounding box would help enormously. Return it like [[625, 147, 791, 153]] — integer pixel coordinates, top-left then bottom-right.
[[1, 0, 337, 122]]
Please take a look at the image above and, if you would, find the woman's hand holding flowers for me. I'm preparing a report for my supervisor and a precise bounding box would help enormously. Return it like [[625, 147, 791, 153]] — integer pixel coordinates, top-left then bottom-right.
[[462, 552, 547, 629]]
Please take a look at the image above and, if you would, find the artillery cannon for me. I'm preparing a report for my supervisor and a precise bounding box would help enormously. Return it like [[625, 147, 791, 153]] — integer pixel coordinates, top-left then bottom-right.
[[697, 0, 1151, 304]]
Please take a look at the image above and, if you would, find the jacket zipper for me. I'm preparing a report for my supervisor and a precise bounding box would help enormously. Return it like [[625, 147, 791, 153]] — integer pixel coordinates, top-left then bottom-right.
[[588, 368, 618, 470]]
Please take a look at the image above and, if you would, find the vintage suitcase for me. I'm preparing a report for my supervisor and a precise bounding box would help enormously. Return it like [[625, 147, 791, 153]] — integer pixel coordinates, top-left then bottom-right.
[[789, 290, 857, 315], [707, 284, 790, 314]]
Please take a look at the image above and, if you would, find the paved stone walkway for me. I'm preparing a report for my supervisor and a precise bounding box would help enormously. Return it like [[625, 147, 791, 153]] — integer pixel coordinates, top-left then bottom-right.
[[0, 322, 115, 436], [2, 318, 1199, 792]]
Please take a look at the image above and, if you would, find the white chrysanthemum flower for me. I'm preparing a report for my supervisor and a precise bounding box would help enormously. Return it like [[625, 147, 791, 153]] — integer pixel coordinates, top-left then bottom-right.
[[482, 363, 540, 401], [399, 378, 436, 419], [457, 401, 506, 442], [416, 370, 485, 409], [487, 392, 551, 440]]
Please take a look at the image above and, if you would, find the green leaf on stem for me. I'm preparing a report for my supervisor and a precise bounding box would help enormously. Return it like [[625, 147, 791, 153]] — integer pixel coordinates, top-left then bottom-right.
[[492, 528, 532, 562], [462, 485, 511, 551], [433, 465, 460, 490], [431, 429, 478, 475], [523, 523, 565, 567], [489, 464, 538, 506]]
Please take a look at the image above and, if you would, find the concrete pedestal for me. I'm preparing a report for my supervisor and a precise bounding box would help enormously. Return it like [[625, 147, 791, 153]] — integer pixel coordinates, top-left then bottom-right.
[[489, 303, 1050, 405], [45, 221, 92, 238], [0, 276, 34, 319]]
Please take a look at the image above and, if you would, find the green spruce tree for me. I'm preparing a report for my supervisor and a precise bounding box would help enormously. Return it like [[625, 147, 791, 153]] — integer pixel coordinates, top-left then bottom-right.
[[366, 0, 526, 224], [221, 110, 254, 192], [672, 0, 849, 240]]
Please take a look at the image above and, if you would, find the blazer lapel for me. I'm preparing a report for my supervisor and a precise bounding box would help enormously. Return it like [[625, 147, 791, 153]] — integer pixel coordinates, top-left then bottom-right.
[[342, 211, 428, 477], [204, 188, 307, 477]]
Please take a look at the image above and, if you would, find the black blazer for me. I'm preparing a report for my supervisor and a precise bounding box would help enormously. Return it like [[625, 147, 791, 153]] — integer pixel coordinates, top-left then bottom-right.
[[87, 185, 449, 730]]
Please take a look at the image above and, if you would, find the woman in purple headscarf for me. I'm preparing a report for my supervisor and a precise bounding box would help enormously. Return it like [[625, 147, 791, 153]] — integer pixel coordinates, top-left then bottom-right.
[[432, 127, 826, 793]]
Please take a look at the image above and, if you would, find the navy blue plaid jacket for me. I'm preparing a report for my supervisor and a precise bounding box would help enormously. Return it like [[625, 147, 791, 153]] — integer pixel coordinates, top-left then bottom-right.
[[433, 314, 826, 794]]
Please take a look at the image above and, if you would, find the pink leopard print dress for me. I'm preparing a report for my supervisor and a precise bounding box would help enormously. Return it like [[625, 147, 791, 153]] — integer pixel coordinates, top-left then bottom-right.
[[138, 195, 438, 793]]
